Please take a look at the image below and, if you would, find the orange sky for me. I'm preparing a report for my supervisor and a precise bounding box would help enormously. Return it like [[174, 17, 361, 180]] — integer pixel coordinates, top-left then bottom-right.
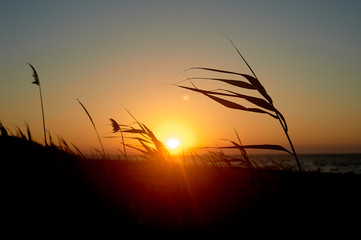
[[1, 1, 360, 155]]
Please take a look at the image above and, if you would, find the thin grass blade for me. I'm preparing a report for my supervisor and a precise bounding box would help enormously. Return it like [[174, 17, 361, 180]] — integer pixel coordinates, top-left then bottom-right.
[[275, 110, 288, 133], [124, 108, 147, 133], [16, 126, 26, 140], [121, 129, 146, 134], [222, 34, 258, 78], [126, 137, 153, 144], [77, 99, 95, 127], [220, 143, 293, 155], [122, 142, 151, 155], [138, 138, 155, 154], [120, 130, 128, 160], [72, 143, 85, 158], [26, 123, 32, 142], [59, 137, 71, 152], [77, 98, 106, 158], [185, 77, 256, 90], [223, 34, 274, 104], [232, 128, 249, 160], [188, 67, 273, 104], [219, 89, 276, 112], [142, 124, 157, 142], [178, 86, 278, 118], [204, 93, 278, 118], [244, 144, 292, 154]]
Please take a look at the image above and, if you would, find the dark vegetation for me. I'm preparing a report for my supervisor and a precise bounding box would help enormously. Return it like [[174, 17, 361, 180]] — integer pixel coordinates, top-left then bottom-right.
[[1, 126, 360, 237]]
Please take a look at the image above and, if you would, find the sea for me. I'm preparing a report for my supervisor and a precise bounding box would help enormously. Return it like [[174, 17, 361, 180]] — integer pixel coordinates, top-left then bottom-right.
[[106, 153, 361, 174], [248, 154, 361, 174]]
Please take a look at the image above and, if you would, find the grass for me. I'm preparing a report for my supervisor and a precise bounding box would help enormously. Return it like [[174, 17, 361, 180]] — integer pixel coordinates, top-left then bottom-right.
[[2, 129, 360, 236], [176, 36, 302, 171], [1, 123, 361, 237], [109, 109, 171, 163], [76, 98, 107, 159], [28, 63, 47, 146]]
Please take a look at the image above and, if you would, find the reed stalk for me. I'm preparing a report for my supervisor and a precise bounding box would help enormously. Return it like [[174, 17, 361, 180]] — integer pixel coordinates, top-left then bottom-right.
[[177, 36, 302, 171], [77, 98, 106, 159], [110, 110, 169, 163], [28, 63, 47, 146]]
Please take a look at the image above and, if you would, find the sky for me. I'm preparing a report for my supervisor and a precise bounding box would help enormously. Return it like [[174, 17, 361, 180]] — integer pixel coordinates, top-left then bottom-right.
[[1, 0, 360, 155]]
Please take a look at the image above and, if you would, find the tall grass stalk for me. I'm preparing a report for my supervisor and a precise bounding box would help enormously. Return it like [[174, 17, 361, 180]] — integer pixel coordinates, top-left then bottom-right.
[[177, 36, 302, 171], [77, 98, 106, 159], [110, 109, 169, 163], [225, 35, 301, 171], [28, 63, 47, 146]]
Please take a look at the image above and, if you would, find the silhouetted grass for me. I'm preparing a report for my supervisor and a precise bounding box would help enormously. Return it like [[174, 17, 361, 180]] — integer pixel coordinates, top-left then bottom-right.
[[109, 109, 170, 163], [28, 63, 47, 145], [77, 98, 106, 159], [177, 36, 302, 171], [1, 123, 360, 237]]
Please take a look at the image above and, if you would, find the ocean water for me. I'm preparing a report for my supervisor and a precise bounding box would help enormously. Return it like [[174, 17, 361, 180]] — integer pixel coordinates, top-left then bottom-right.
[[107, 153, 361, 174], [248, 154, 361, 174]]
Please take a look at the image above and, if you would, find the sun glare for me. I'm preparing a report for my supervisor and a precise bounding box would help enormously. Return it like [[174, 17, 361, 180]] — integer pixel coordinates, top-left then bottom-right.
[[154, 122, 197, 155], [166, 138, 180, 150]]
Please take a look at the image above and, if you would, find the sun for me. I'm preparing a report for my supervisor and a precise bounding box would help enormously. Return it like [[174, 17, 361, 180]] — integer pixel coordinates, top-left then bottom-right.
[[166, 138, 180, 150], [154, 122, 198, 155]]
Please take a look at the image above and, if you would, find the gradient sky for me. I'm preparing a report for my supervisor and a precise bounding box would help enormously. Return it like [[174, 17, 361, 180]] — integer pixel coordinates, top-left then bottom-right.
[[1, 0, 360, 155]]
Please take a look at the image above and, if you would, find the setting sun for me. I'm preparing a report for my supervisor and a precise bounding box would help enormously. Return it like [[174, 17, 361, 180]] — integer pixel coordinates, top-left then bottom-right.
[[166, 138, 180, 150], [154, 122, 198, 155]]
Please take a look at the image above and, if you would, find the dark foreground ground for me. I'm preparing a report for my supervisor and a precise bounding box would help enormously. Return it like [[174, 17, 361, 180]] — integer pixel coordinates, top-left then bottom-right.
[[2, 136, 361, 237]]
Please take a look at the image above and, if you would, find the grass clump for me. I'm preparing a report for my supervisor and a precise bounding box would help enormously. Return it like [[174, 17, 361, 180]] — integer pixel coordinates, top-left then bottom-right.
[[177, 36, 302, 171], [110, 109, 170, 163]]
